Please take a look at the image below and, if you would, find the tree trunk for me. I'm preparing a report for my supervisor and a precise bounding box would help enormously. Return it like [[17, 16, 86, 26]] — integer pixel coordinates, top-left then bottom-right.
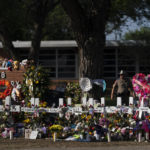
[[79, 37, 104, 79], [27, 0, 59, 65], [77, 32, 105, 99], [28, 23, 43, 64], [0, 33, 18, 60], [61, 0, 111, 99]]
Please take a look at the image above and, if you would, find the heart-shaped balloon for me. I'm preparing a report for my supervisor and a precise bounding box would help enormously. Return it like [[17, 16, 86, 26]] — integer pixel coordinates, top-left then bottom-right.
[[132, 73, 150, 102]]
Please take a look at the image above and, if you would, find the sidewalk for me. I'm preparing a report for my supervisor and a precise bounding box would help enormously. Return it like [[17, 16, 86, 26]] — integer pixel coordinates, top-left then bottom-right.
[[0, 138, 150, 150]]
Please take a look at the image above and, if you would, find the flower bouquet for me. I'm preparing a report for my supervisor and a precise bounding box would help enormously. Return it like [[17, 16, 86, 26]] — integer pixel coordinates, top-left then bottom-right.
[[49, 124, 63, 142]]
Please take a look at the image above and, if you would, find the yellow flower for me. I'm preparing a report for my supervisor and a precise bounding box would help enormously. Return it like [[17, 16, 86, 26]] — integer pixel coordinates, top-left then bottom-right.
[[39, 104, 42, 107], [49, 125, 63, 132], [35, 81, 39, 84], [81, 114, 86, 119], [43, 102, 47, 107], [87, 115, 92, 120], [114, 120, 118, 124], [108, 124, 112, 128], [27, 102, 31, 107], [31, 66, 35, 70], [101, 114, 104, 118], [38, 73, 41, 76], [42, 112, 46, 115], [24, 118, 30, 123]]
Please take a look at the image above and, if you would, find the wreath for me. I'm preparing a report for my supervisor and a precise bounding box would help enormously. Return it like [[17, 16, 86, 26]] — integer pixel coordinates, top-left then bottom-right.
[[0, 80, 12, 99]]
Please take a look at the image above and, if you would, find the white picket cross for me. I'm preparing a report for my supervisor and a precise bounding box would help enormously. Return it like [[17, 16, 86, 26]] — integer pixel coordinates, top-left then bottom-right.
[[59, 98, 64, 107]]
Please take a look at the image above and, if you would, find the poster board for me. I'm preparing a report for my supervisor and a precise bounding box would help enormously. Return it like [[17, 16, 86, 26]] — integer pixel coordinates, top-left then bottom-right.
[[29, 131, 38, 139]]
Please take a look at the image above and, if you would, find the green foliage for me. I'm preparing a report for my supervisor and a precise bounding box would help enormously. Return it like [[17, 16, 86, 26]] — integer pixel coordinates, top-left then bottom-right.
[[22, 65, 50, 103], [124, 26, 150, 43], [64, 82, 82, 104], [107, 0, 149, 32], [0, 0, 28, 40], [43, 4, 74, 40]]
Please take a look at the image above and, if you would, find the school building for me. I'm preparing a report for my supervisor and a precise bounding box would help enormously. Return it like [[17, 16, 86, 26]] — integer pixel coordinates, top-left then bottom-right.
[[0, 40, 150, 90]]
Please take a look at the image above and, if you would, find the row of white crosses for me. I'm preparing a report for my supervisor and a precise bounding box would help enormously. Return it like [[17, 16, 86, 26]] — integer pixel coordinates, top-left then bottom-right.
[[59, 97, 134, 107], [1, 96, 148, 115], [2, 96, 149, 142], [5, 96, 40, 107]]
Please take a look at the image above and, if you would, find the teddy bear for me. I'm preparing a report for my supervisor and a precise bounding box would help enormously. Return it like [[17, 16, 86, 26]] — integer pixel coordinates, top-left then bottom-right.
[[13, 61, 19, 70]]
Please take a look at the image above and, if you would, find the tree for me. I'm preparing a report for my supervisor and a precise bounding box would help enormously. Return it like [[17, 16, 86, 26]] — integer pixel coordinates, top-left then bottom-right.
[[124, 27, 150, 43], [0, 0, 25, 59], [24, 0, 59, 63], [43, 4, 74, 40], [0, 0, 60, 61], [60, 0, 149, 98]]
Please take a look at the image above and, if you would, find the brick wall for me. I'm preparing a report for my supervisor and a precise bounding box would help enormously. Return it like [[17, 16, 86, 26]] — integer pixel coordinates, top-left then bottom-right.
[[0, 69, 25, 82]]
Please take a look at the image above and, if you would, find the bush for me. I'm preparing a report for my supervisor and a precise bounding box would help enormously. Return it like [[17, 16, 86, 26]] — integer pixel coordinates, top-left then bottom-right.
[[21, 65, 50, 103], [64, 82, 82, 104]]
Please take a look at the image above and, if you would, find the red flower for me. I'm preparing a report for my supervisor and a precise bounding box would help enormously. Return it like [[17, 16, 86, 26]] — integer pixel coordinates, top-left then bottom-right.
[[0, 80, 12, 99]]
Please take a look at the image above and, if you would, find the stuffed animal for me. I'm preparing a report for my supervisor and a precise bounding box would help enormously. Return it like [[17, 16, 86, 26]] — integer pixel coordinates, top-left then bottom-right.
[[7, 59, 13, 71], [2, 58, 8, 68], [13, 61, 19, 70], [20, 59, 28, 69], [11, 83, 21, 102], [20, 59, 28, 66]]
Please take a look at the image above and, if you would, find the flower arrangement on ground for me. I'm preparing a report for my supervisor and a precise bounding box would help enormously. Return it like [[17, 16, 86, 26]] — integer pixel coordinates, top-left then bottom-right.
[[21, 65, 50, 104], [64, 82, 82, 104]]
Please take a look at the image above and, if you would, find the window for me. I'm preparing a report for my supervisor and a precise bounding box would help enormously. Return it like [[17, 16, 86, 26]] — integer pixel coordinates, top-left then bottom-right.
[[103, 48, 136, 79], [39, 48, 77, 79], [118, 49, 135, 77], [103, 48, 116, 78]]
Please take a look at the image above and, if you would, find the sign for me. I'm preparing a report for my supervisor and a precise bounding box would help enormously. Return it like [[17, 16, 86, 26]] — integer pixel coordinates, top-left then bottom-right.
[[10, 105, 20, 112], [121, 107, 133, 114], [139, 107, 149, 112], [39, 108, 50, 113], [94, 107, 104, 113], [0, 72, 6, 79], [21, 107, 35, 112], [71, 107, 82, 113], [25, 129, 32, 139], [106, 106, 117, 113], [49, 108, 60, 113], [10, 81, 20, 87], [29, 131, 38, 139]]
